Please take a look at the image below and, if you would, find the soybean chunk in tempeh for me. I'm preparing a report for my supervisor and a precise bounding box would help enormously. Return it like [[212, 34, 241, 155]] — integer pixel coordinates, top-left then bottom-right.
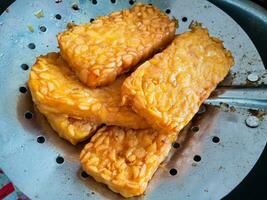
[[28, 53, 149, 130], [58, 3, 177, 87], [35, 105, 100, 145], [80, 126, 177, 198], [122, 27, 234, 132]]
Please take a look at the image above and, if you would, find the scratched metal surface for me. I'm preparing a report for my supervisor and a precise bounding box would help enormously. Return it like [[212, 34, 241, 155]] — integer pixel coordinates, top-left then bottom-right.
[[0, 0, 266, 200]]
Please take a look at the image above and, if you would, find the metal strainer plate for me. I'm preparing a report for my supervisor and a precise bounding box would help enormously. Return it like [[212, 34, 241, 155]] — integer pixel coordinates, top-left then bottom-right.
[[0, 0, 266, 199]]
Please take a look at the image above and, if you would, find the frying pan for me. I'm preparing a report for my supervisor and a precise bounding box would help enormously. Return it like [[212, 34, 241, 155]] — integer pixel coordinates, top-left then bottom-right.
[[0, 0, 266, 199]]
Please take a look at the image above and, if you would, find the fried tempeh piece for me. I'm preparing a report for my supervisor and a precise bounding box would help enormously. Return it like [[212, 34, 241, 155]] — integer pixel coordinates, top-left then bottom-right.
[[28, 53, 149, 129], [122, 27, 234, 132], [80, 126, 177, 197], [35, 105, 100, 145], [58, 3, 177, 87]]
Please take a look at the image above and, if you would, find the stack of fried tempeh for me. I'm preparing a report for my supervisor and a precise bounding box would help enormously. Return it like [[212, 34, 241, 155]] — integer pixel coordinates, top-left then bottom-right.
[[28, 3, 234, 198]]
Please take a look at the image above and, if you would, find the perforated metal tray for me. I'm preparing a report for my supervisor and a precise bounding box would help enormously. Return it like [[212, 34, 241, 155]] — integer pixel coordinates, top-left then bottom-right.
[[0, 0, 266, 199]]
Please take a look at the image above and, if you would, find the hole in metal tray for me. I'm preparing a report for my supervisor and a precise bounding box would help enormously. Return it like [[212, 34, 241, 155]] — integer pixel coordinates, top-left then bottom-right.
[[37, 136, 45, 144], [92, 0, 97, 5], [56, 155, 64, 164], [21, 64, 29, 71], [129, 0, 135, 5], [193, 155, 201, 162], [81, 171, 89, 179], [55, 14, 61, 20], [172, 142, 180, 149], [71, 4, 79, 11], [169, 168, 177, 176], [212, 136, 220, 143], [39, 26, 47, 32], [19, 86, 27, 94], [165, 9, 171, 14], [28, 43, 36, 49], [24, 111, 33, 119], [182, 17, 188, 22], [191, 126, 200, 132]]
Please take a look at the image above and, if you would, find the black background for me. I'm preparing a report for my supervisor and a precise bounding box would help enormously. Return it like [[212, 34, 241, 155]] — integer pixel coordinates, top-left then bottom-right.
[[0, 0, 266, 199]]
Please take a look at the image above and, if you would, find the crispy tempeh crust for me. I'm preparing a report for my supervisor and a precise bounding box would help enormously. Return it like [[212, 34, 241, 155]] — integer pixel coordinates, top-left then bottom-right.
[[28, 53, 149, 129], [80, 126, 177, 197], [58, 3, 177, 87], [122, 27, 234, 132]]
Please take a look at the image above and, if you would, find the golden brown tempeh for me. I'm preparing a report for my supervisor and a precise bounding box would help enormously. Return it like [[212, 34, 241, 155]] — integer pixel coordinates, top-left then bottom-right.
[[58, 3, 177, 87], [36, 105, 100, 145], [122, 27, 234, 132], [80, 126, 177, 197], [28, 53, 149, 129]]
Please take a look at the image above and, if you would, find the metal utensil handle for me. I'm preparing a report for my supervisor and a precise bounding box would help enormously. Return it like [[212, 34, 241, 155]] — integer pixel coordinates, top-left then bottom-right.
[[205, 87, 267, 110]]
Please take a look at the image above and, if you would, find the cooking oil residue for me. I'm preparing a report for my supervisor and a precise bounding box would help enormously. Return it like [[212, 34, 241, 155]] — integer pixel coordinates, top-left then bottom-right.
[[248, 109, 266, 120]]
